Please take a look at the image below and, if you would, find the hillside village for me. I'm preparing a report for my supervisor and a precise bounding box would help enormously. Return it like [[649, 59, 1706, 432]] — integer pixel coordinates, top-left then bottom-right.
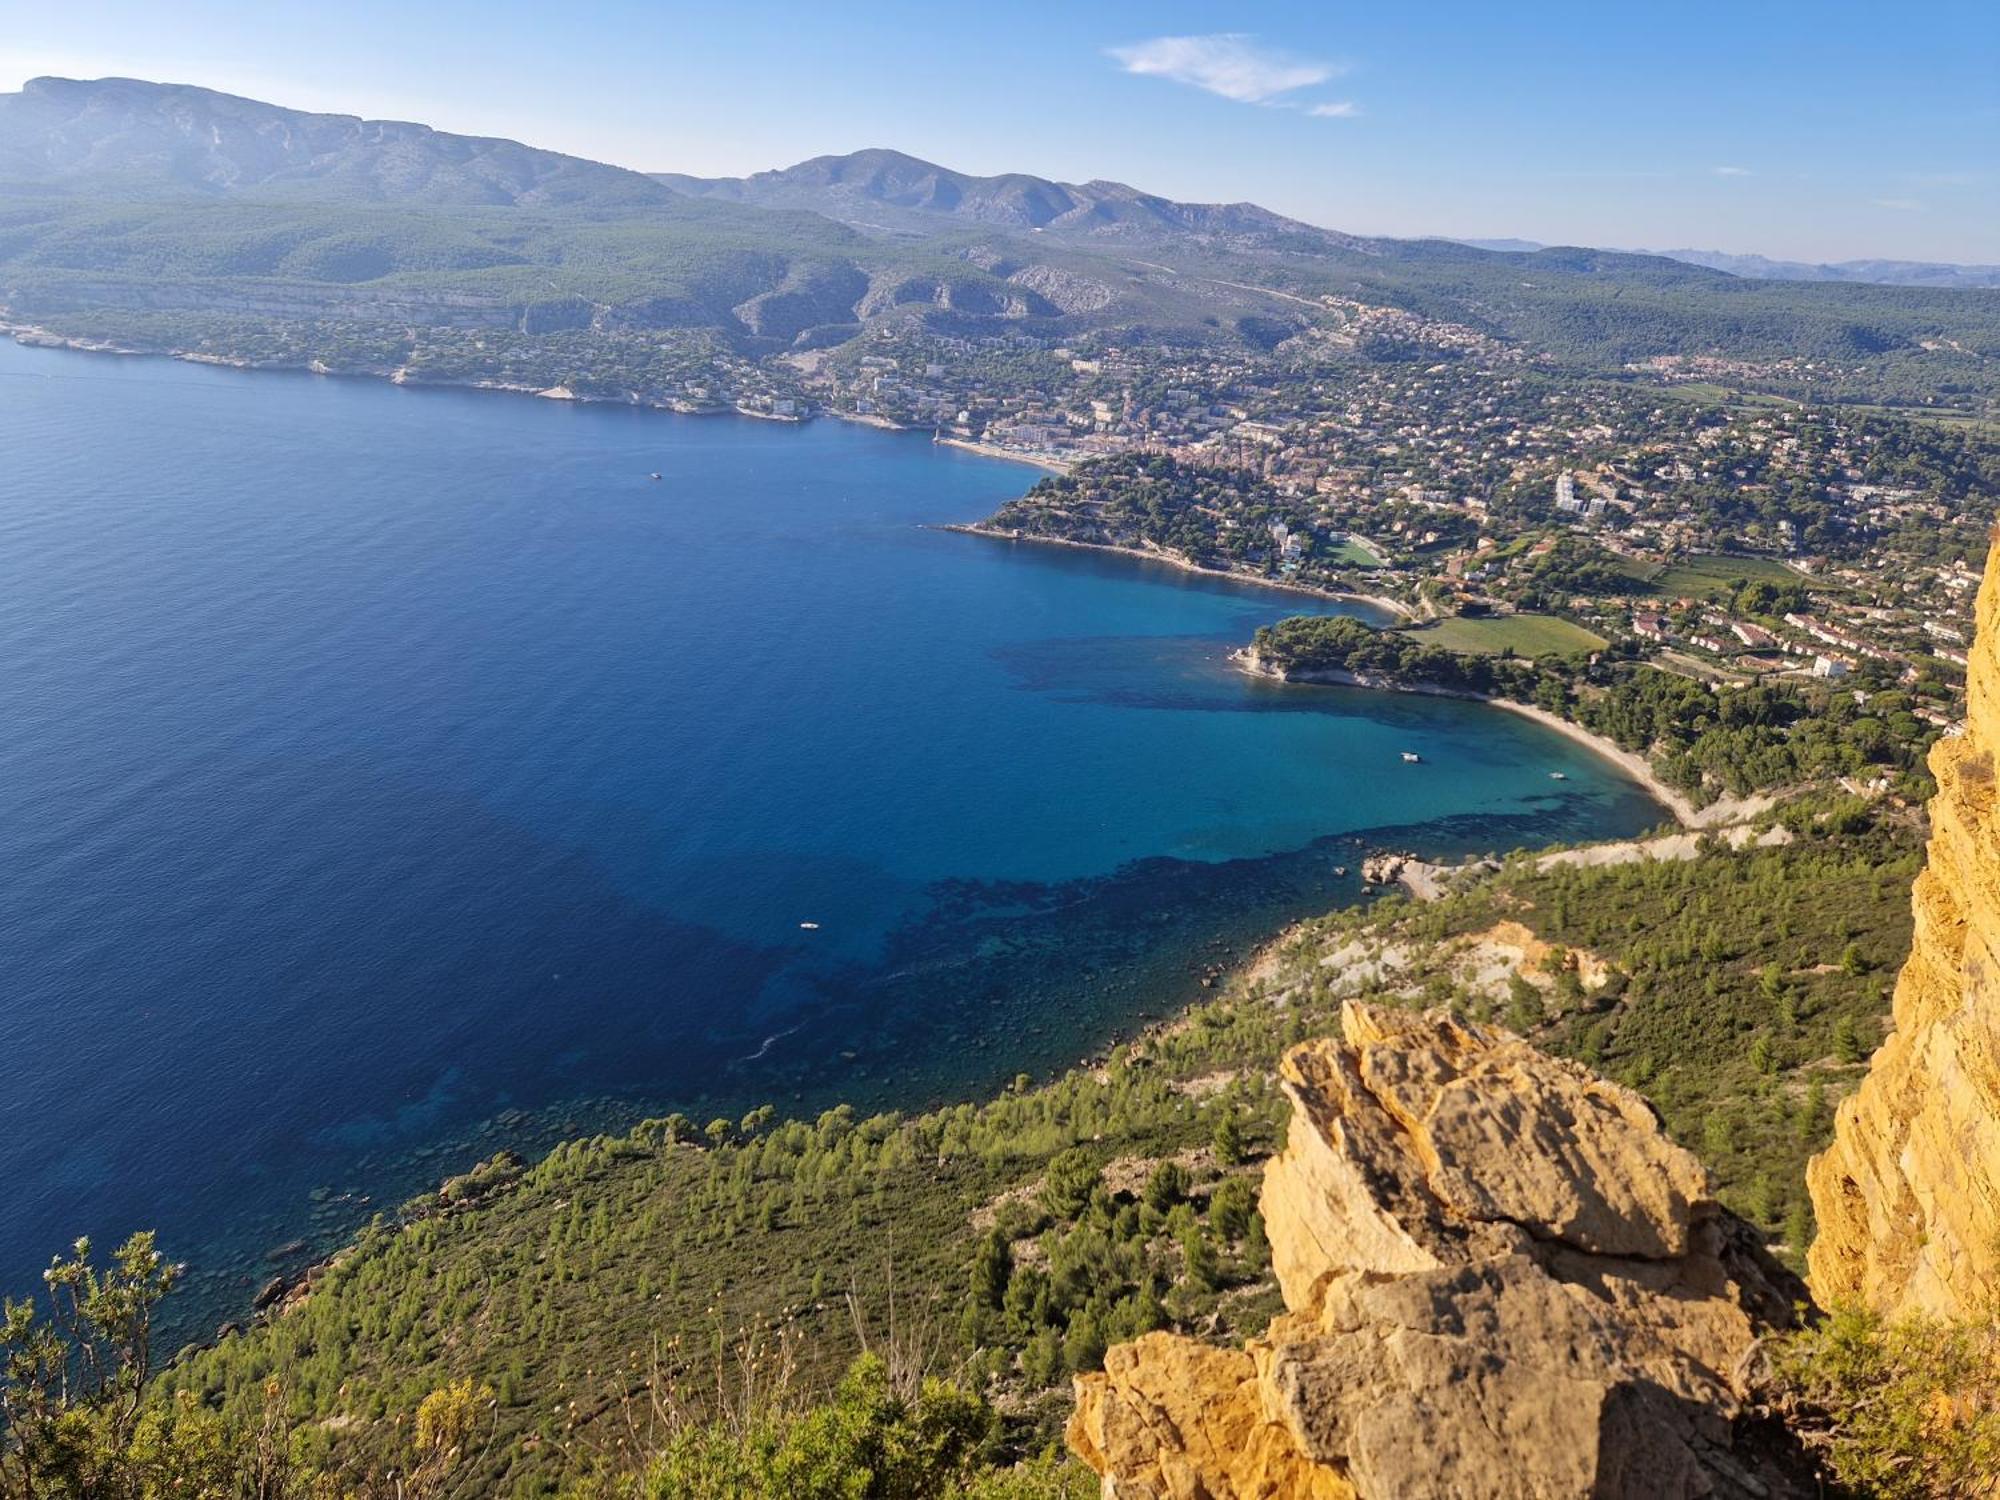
[[814, 312, 1994, 748]]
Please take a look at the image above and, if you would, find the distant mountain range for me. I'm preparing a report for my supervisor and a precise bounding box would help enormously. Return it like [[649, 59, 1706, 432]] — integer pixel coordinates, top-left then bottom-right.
[[1458, 238, 2000, 291], [0, 76, 1993, 401], [0, 74, 676, 209], [653, 148, 1377, 254]]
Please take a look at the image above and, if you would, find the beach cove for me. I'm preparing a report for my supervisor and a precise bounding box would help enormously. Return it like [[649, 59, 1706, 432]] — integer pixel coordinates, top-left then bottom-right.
[[0, 337, 1667, 1327]]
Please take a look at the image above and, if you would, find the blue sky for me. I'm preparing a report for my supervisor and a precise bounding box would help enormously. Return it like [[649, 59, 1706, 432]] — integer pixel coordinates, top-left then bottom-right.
[[4, 0, 1996, 262]]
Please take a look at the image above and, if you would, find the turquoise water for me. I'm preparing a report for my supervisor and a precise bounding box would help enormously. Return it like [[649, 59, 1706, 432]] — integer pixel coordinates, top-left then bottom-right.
[[0, 339, 1664, 1321]]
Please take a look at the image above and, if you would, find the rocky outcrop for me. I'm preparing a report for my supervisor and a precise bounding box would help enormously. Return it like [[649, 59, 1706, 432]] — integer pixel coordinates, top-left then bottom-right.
[[1807, 534, 2000, 1321], [1070, 1003, 1813, 1499]]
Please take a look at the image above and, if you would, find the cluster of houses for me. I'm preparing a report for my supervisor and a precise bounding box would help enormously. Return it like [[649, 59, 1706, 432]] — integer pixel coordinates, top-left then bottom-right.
[[790, 323, 1981, 732]]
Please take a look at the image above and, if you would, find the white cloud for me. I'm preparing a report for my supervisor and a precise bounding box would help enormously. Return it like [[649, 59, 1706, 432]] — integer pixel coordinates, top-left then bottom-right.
[[1309, 101, 1362, 119], [1872, 197, 1925, 212], [1712, 165, 1752, 177], [1108, 34, 1339, 106]]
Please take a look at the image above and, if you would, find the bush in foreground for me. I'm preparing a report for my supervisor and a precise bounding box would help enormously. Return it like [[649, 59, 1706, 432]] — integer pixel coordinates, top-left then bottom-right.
[[1767, 1302, 2000, 1498]]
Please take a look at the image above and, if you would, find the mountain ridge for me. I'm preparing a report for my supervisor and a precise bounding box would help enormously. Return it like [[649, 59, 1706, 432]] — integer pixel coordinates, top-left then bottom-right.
[[652, 144, 1380, 252], [0, 74, 680, 210]]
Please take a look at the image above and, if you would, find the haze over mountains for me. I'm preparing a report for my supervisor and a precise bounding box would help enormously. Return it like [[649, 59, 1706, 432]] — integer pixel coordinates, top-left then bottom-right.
[[1460, 237, 2000, 291], [0, 76, 1994, 395]]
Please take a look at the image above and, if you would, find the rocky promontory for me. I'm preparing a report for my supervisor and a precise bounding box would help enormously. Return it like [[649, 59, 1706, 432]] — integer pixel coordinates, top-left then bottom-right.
[[1068, 1003, 1815, 1498]]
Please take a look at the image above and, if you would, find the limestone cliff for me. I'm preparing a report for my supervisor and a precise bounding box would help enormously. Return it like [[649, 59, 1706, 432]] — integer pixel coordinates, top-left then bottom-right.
[[1808, 534, 2000, 1320], [1069, 1003, 1812, 1499]]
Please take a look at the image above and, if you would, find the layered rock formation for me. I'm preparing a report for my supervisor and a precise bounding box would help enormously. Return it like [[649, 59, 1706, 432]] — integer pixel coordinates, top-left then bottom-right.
[[1069, 1003, 1811, 1499], [1808, 534, 2000, 1320]]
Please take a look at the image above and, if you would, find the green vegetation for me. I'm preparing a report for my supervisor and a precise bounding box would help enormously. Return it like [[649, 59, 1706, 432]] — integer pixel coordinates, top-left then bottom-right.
[[558, 1352, 1090, 1500], [1406, 613, 1608, 656], [989, 455, 1305, 579], [1248, 799, 1913, 1239], [1643, 552, 1815, 600], [1324, 539, 1384, 568], [1769, 1303, 2000, 1499], [0, 1233, 1090, 1498]]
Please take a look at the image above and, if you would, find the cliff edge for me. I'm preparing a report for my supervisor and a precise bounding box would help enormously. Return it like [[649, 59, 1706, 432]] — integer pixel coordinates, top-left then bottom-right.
[[1808, 534, 2000, 1320], [1069, 1002, 1813, 1499]]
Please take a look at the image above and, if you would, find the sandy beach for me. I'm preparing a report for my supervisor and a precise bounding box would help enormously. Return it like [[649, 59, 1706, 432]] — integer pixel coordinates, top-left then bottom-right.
[[819, 418, 1071, 473], [1230, 653, 1777, 830]]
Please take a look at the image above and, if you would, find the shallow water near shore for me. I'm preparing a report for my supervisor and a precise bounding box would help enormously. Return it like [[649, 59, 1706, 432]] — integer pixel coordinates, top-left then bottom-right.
[[0, 339, 1664, 1329]]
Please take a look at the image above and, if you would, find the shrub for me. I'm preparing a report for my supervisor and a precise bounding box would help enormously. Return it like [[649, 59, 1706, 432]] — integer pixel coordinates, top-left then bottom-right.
[[1767, 1302, 2000, 1499]]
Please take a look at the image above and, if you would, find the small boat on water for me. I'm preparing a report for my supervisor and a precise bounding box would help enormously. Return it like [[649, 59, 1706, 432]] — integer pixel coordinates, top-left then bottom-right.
[[647, 471, 662, 481], [798, 921, 820, 931], [1333, 866, 1348, 877], [1550, 771, 1568, 780], [1401, 752, 1422, 763]]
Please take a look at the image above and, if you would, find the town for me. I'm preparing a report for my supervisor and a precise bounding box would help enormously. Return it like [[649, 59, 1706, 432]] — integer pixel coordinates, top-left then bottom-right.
[[790, 309, 1988, 748]]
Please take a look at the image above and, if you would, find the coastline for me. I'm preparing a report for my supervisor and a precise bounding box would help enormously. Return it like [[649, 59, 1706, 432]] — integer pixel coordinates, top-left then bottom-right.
[[945, 523, 1417, 621], [1229, 651, 1759, 830], [820, 410, 1073, 474], [932, 436, 1072, 474], [0, 327, 1103, 468]]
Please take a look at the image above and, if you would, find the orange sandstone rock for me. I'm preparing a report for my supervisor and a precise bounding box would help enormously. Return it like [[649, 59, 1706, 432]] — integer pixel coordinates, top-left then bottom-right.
[[1808, 533, 2000, 1320], [1070, 1003, 1812, 1499]]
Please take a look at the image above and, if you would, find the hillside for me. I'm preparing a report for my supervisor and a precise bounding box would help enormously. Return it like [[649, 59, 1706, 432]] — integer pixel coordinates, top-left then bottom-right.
[[119, 792, 1913, 1494]]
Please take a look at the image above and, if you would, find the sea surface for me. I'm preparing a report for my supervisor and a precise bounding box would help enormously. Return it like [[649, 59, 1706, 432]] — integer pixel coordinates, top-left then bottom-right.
[[0, 339, 1664, 1324]]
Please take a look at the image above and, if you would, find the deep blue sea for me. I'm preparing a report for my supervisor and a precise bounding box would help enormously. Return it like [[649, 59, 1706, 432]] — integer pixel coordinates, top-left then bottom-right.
[[0, 339, 1664, 1324]]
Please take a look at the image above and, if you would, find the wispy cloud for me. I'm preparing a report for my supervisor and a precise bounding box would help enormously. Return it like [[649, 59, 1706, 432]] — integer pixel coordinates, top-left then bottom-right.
[[1309, 100, 1362, 119], [1108, 34, 1341, 107], [1873, 197, 1925, 212], [1712, 165, 1753, 177]]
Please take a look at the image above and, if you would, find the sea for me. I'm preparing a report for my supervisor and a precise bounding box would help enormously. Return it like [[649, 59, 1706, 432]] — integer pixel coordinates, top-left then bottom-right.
[[0, 338, 1665, 1326]]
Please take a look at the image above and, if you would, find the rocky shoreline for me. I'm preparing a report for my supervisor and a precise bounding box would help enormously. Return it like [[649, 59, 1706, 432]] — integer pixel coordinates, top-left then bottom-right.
[[0, 321, 813, 424], [944, 524, 1417, 620]]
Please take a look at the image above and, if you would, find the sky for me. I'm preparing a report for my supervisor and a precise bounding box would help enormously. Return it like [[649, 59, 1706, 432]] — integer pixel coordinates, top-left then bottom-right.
[[2, 0, 1996, 264]]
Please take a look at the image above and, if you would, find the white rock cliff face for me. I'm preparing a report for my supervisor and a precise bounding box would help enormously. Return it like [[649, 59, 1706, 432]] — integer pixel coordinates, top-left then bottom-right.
[[1069, 1004, 1813, 1499], [1808, 532, 2000, 1321]]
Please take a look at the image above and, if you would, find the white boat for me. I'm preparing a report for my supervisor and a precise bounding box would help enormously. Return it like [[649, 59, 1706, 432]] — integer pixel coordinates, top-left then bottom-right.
[[798, 921, 820, 930], [1401, 752, 1422, 763], [1550, 771, 1567, 780], [647, 471, 662, 481]]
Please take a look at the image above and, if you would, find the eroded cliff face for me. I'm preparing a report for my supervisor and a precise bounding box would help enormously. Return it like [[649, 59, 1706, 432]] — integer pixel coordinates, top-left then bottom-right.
[[1070, 1003, 1812, 1500], [1807, 535, 2000, 1320]]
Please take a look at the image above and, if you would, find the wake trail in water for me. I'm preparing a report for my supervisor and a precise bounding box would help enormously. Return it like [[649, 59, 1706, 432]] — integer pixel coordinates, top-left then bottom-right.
[[739, 1022, 806, 1063]]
